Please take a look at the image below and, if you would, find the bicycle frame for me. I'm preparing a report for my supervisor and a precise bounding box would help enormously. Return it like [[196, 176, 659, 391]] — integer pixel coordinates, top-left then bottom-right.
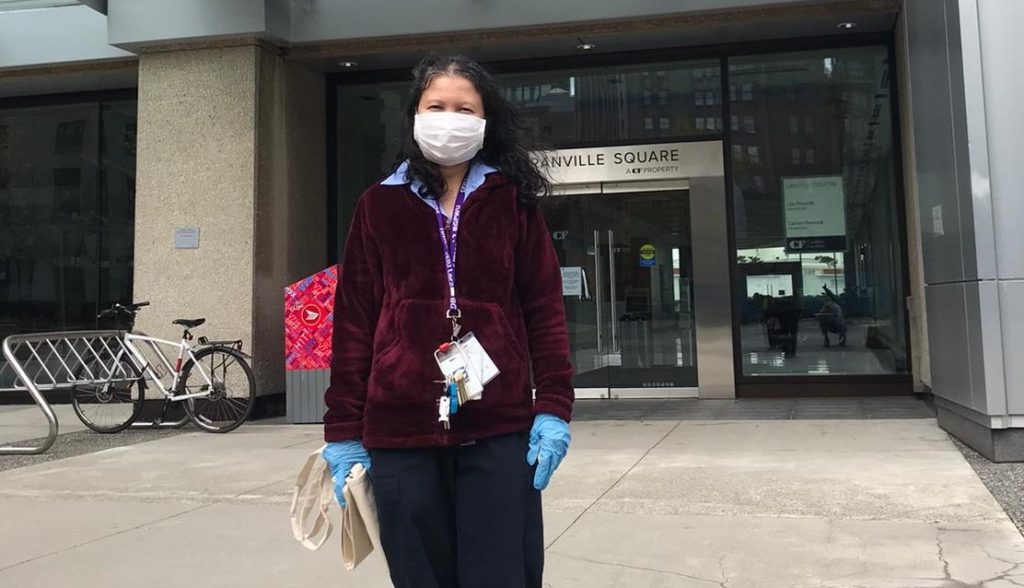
[[115, 332, 217, 401]]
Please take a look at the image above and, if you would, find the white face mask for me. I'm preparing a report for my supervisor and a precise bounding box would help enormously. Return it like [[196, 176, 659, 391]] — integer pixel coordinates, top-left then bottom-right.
[[413, 112, 487, 166]]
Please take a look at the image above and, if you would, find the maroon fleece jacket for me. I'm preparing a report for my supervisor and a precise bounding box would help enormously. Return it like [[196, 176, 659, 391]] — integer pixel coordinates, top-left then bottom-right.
[[323, 172, 575, 448]]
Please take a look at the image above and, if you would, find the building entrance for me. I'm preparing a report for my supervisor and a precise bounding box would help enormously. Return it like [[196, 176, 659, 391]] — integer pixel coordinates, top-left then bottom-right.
[[537, 141, 733, 399]]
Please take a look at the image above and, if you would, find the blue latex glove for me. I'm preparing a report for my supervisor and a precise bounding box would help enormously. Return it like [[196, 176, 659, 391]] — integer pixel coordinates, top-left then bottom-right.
[[526, 413, 571, 491], [322, 440, 371, 507]]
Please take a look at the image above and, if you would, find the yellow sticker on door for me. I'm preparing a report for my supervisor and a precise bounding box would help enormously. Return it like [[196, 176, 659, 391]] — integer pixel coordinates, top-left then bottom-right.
[[639, 244, 656, 267]]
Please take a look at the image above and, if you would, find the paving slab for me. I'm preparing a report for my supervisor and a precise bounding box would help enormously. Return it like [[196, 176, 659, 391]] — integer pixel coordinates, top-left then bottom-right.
[[0, 498, 195, 570], [545, 512, 1024, 588], [0, 404, 87, 445], [1, 418, 1021, 588]]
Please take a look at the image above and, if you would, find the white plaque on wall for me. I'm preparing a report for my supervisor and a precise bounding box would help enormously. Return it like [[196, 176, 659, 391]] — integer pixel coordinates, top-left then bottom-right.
[[174, 227, 200, 249]]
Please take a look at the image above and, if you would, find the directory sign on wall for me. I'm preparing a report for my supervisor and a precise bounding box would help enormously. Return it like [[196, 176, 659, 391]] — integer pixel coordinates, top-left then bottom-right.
[[783, 176, 847, 253]]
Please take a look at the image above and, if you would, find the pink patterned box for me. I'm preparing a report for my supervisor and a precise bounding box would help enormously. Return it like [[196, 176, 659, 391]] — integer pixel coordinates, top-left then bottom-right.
[[284, 266, 336, 371]]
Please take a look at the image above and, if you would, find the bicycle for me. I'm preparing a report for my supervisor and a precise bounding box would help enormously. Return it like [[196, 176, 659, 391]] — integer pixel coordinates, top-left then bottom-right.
[[69, 301, 256, 434]]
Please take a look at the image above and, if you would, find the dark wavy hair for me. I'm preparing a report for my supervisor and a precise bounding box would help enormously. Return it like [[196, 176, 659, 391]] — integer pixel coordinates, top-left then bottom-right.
[[396, 54, 549, 207]]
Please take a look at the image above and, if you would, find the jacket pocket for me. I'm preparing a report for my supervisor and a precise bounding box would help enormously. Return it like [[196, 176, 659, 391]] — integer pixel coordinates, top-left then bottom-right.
[[457, 299, 528, 388], [371, 299, 404, 358], [367, 299, 449, 402], [367, 298, 528, 403]]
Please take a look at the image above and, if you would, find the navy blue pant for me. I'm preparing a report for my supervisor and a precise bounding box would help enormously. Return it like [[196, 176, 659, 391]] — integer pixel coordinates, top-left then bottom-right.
[[368, 432, 544, 588]]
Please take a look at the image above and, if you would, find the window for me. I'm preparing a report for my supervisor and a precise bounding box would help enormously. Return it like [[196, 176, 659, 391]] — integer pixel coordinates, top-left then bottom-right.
[[491, 60, 722, 149], [747, 146, 759, 163], [742, 83, 754, 101], [659, 117, 671, 131], [695, 92, 705, 106], [744, 115, 756, 134], [733, 144, 743, 159], [728, 46, 908, 377], [731, 115, 740, 131], [645, 117, 654, 131], [0, 98, 137, 335], [706, 91, 717, 106]]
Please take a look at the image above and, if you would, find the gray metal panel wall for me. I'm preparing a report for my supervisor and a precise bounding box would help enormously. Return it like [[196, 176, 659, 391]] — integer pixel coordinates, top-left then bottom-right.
[[107, 0, 271, 48], [903, 0, 972, 284], [287, 0, 823, 43], [924, 283, 971, 408], [0, 5, 132, 69], [286, 369, 329, 424], [689, 174, 735, 399], [976, 0, 1024, 281], [905, 0, 1024, 423], [1001, 281, 1024, 414]]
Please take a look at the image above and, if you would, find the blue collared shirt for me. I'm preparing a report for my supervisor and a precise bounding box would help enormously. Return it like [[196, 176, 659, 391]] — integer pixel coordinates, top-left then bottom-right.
[[381, 159, 499, 218]]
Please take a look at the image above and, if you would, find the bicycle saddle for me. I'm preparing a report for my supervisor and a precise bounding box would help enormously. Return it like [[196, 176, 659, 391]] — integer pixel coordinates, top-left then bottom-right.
[[172, 318, 206, 328]]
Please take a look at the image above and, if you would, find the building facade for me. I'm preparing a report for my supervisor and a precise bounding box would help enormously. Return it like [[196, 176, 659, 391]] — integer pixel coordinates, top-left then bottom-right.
[[1, 0, 1022, 459]]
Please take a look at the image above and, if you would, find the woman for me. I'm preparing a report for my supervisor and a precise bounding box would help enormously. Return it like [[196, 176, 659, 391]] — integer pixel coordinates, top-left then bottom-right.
[[322, 54, 575, 588]]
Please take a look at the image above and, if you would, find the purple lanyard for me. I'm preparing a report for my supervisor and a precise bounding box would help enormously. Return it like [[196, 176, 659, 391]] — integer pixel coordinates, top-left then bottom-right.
[[433, 176, 470, 320]]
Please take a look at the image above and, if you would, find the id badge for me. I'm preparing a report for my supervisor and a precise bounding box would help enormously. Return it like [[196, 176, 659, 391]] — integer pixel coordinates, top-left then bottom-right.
[[433, 333, 498, 402], [456, 332, 499, 388]]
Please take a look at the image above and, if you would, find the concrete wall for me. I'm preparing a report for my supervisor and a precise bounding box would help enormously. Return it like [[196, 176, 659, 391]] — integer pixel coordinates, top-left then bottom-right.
[[251, 47, 327, 400], [133, 46, 259, 395], [133, 45, 325, 398]]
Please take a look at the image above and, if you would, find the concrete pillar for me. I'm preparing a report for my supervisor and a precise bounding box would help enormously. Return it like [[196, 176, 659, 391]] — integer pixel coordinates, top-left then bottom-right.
[[902, 0, 1024, 461], [133, 44, 326, 404]]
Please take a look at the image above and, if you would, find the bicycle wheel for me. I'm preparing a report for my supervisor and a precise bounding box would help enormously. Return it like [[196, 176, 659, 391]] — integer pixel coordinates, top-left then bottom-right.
[[70, 355, 146, 433], [179, 345, 255, 433]]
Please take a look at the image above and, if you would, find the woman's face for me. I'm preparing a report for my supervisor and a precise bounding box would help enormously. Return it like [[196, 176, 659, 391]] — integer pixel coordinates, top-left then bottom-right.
[[416, 74, 485, 119]]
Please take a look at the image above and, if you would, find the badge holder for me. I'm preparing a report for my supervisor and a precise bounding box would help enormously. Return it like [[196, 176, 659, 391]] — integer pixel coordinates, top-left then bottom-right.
[[433, 332, 499, 430]]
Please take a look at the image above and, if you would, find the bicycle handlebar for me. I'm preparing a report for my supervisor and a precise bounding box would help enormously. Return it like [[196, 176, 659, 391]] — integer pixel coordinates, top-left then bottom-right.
[[96, 301, 150, 319]]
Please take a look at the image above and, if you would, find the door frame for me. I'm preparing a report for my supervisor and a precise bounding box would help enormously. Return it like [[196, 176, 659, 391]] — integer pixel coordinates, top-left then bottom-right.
[[544, 140, 734, 399]]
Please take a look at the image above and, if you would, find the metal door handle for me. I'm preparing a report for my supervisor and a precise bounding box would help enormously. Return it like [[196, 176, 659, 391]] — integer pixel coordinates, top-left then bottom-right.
[[593, 229, 603, 355], [608, 229, 618, 354]]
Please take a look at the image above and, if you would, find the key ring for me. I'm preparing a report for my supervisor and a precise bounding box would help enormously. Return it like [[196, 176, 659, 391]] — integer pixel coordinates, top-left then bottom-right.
[[447, 309, 462, 341]]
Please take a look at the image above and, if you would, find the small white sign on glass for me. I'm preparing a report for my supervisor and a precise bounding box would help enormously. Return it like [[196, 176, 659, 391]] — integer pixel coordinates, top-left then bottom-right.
[[560, 267, 589, 299]]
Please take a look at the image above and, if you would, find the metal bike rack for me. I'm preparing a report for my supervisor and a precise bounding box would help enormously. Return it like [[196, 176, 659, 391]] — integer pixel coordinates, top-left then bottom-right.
[[1, 330, 188, 456]]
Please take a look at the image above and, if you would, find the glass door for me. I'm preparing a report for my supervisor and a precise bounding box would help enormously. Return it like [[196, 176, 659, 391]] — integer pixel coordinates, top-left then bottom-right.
[[541, 185, 697, 397]]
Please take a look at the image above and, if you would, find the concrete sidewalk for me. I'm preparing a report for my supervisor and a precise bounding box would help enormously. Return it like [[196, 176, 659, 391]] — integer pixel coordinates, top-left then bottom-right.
[[1, 418, 1022, 587]]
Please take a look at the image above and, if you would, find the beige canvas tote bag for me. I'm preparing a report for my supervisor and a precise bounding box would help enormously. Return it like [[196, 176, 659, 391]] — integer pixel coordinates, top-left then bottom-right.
[[290, 446, 383, 570]]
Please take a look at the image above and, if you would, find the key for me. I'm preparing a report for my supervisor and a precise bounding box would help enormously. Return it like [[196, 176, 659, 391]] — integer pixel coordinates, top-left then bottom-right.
[[454, 369, 469, 405], [449, 381, 459, 415], [451, 322, 462, 340], [438, 395, 451, 430]]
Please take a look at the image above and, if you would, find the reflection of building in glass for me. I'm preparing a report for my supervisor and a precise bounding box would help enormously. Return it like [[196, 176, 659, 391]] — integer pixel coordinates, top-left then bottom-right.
[[502, 64, 721, 147], [0, 101, 136, 337], [730, 48, 905, 372]]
